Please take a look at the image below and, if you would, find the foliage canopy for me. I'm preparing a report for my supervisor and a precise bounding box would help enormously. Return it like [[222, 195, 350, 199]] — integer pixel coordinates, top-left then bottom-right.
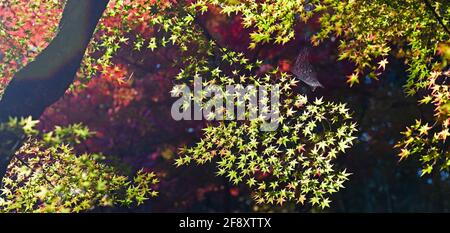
[[0, 0, 449, 211]]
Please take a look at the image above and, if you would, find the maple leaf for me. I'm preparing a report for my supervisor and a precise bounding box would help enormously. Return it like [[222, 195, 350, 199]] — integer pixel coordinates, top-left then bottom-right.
[[378, 58, 388, 70], [297, 195, 306, 205], [346, 73, 360, 87]]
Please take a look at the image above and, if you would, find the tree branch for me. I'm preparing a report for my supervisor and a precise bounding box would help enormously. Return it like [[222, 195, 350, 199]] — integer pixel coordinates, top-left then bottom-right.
[[0, 0, 110, 183]]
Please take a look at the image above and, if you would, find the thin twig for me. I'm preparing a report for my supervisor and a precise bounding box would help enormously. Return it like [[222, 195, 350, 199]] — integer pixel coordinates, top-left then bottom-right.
[[14, 154, 56, 188], [192, 13, 226, 52], [423, 0, 450, 36]]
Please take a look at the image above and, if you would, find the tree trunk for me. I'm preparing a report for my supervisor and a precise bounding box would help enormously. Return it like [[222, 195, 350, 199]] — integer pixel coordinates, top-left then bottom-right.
[[0, 0, 110, 183]]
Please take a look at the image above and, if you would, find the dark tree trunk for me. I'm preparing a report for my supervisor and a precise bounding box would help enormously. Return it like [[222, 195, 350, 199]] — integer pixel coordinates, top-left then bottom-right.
[[0, 0, 110, 182]]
